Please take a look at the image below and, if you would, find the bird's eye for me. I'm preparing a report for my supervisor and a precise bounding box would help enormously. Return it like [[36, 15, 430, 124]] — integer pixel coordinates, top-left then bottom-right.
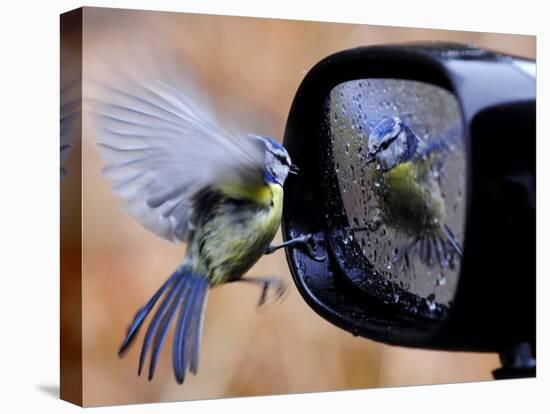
[[379, 139, 393, 151], [275, 153, 290, 166]]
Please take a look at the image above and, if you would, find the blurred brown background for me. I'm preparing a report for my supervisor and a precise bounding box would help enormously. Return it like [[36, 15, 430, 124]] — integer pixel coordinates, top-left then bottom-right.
[[69, 7, 535, 406]]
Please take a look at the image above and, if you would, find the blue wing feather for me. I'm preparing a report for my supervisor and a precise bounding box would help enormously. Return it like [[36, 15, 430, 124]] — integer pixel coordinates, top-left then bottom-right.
[[118, 270, 180, 356], [148, 276, 191, 380], [119, 265, 209, 383], [186, 278, 209, 375], [137, 274, 185, 377], [415, 122, 463, 160], [172, 277, 200, 384]]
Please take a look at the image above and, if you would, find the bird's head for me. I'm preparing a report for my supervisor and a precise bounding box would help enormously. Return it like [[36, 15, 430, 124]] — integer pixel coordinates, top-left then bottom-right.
[[365, 116, 421, 171], [249, 134, 298, 186]]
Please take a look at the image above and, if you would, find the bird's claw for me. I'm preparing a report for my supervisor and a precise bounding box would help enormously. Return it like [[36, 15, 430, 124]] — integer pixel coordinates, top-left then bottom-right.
[[300, 234, 326, 262], [257, 277, 288, 307], [265, 233, 326, 261]]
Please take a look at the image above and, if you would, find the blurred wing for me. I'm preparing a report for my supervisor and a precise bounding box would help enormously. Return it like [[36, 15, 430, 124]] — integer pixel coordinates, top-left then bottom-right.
[[89, 76, 265, 243], [416, 122, 464, 162], [60, 82, 80, 178]]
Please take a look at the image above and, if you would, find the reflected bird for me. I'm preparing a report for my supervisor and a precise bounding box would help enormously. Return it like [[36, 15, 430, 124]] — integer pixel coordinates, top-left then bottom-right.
[[362, 116, 463, 270], [89, 68, 323, 384]]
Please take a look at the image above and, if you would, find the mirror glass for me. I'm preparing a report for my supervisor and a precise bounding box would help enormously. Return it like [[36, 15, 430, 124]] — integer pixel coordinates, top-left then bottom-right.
[[326, 79, 466, 315]]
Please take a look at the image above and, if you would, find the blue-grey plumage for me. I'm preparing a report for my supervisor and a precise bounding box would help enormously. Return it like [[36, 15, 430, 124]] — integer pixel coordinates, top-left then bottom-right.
[[364, 116, 463, 268], [88, 64, 314, 384]]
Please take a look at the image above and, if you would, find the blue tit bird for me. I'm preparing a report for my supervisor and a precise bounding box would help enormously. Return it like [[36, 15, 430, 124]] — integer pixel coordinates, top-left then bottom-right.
[[363, 116, 463, 269], [89, 70, 323, 384]]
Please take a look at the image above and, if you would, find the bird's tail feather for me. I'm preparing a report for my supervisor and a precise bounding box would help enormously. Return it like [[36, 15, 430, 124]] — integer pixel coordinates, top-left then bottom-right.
[[118, 264, 209, 384]]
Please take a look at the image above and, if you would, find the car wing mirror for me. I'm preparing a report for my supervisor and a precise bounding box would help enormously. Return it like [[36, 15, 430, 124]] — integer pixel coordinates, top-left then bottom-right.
[[282, 43, 535, 378]]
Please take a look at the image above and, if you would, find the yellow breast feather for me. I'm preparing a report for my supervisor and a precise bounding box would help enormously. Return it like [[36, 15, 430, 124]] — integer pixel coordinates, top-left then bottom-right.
[[217, 182, 274, 207]]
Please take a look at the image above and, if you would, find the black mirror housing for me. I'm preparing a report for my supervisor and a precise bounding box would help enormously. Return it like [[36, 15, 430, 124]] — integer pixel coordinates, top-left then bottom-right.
[[282, 43, 535, 356]]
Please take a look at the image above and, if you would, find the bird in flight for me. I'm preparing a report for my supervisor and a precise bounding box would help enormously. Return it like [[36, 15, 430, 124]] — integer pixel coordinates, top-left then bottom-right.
[[88, 60, 323, 384]]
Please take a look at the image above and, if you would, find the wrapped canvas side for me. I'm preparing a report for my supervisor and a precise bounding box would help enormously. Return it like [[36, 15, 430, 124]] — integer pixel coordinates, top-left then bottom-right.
[[60, 7, 83, 407]]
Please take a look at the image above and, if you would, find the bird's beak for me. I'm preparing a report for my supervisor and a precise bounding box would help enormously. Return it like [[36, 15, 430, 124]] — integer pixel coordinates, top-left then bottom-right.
[[289, 163, 300, 175]]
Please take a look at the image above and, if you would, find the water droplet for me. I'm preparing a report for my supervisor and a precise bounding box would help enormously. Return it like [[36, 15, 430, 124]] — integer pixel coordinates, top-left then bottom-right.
[[342, 233, 353, 245]]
